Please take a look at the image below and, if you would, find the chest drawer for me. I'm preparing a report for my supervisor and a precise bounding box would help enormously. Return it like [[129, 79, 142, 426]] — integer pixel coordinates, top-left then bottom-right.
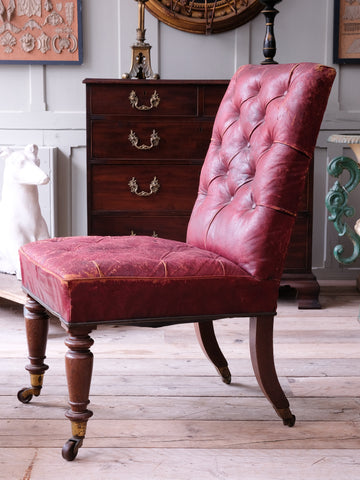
[[89, 84, 199, 116], [91, 214, 190, 242], [87, 81, 228, 117], [90, 164, 202, 213], [283, 215, 311, 272], [90, 119, 214, 160]]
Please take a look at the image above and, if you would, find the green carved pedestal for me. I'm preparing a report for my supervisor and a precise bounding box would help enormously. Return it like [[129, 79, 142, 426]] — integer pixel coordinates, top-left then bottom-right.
[[326, 141, 360, 265]]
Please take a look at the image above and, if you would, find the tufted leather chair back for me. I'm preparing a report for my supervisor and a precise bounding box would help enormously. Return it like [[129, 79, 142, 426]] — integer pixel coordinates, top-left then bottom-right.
[[187, 63, 335, 282]]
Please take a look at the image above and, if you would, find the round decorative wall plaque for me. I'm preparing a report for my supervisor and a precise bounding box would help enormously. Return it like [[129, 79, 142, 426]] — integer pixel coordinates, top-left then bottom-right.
[[145, 0, 263, 35]]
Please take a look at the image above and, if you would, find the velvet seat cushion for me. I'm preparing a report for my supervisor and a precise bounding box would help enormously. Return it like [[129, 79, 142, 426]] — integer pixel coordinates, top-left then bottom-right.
[[19, 235, 279, 326]]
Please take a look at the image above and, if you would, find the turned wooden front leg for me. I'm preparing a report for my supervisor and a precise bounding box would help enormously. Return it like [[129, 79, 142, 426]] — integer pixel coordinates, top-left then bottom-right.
[[62, 326, 95, 460], [18, 296, 49, 403]]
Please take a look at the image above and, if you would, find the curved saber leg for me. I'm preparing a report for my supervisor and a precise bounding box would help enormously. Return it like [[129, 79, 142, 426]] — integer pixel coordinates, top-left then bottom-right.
[[195, 321, 231, 384], [249, 316, 295, 426]]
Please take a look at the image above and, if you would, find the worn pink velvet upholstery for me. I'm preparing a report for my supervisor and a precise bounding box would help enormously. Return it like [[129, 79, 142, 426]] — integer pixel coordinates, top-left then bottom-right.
[[18, 63, 336, 461]]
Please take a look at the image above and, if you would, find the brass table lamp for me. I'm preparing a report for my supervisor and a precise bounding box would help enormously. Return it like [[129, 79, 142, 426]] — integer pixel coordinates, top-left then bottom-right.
[[123, 0, 159, 79]]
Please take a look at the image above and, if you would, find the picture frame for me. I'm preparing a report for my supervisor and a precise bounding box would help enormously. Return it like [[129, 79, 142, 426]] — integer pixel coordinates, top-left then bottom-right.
[[0, 0, 83, 65], [145, 0, 262, 35], [334, 0, 360, 64]]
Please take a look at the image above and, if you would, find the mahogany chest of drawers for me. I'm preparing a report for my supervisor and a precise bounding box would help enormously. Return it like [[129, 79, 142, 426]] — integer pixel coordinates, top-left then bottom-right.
[[84, 79, 320, 308]]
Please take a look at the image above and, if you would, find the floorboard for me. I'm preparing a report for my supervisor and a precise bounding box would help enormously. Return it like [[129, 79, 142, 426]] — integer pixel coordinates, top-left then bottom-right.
[[0, 283, 359, 479]]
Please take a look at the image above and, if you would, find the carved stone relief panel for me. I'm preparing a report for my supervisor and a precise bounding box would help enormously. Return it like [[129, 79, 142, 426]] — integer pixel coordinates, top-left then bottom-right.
[[0, 0, 82, 63]]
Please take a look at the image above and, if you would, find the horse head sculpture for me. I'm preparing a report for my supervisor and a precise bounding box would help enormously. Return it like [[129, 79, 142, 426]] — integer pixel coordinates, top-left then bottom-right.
[[0, 144, 50, 279]]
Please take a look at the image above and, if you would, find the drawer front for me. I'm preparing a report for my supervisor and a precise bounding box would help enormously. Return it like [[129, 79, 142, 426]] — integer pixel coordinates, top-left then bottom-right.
[[203, 84, 228, 116], [284, 216, 311, 272], [90, 164, 201, 212], [91, 215, 190, 242], [89, 84, 199, 116], [90, 119, 214, 160], [297, 172, 311, 212]]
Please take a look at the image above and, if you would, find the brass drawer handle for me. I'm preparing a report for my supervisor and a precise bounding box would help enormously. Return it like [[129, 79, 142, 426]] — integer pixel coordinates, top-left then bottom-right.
[[128, 176, 160, 197], [129, 90, 160, 110], [128, 129, 160, 150], [131, 230, 158, 237]]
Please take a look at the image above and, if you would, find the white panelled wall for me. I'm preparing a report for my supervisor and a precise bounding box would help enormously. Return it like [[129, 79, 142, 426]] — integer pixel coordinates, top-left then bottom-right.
[[0, 0, 359, 279]]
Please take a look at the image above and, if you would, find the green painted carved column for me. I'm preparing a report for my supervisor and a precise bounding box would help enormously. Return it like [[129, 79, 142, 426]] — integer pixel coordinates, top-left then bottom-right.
[[326, 135, 360, 265]]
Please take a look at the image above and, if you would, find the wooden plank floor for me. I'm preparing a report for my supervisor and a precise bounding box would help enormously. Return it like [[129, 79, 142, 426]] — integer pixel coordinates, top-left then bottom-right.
[[0, 280, 359, 479]]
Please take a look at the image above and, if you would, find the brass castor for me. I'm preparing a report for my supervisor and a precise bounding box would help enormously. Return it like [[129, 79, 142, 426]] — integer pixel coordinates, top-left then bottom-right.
[[17, 374, 45, 404], [17, 387, 33, 404], [62, 438, 83, 461]]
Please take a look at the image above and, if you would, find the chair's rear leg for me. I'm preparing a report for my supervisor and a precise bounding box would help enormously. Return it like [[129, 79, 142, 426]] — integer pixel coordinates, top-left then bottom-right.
[[18, 296, 49, 404], [195, 321, 231, 384], [249, 315, 295, 426], [62, 326, 95, 461]]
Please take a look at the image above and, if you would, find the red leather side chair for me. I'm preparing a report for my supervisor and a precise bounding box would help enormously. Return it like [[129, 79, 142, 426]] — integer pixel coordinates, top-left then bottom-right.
[[17, 63, 335, 461]]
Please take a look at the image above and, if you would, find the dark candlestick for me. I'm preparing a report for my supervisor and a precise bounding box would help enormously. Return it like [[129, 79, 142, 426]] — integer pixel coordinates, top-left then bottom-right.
[[260, 0, 282, 65]]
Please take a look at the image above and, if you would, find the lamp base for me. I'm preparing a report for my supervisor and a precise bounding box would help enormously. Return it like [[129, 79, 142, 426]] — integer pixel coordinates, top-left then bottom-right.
[[260, 0, 281, 65], [122, 42, 159, 80], [123, 0, 160, 80]]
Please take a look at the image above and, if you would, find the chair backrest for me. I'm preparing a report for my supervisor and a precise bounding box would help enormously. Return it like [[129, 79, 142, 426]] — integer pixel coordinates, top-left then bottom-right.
[[187, 63, 335, 281]]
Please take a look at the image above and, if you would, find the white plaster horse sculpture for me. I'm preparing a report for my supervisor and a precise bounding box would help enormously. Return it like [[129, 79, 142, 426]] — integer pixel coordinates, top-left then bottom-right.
[[0, 144, 50, 279]]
